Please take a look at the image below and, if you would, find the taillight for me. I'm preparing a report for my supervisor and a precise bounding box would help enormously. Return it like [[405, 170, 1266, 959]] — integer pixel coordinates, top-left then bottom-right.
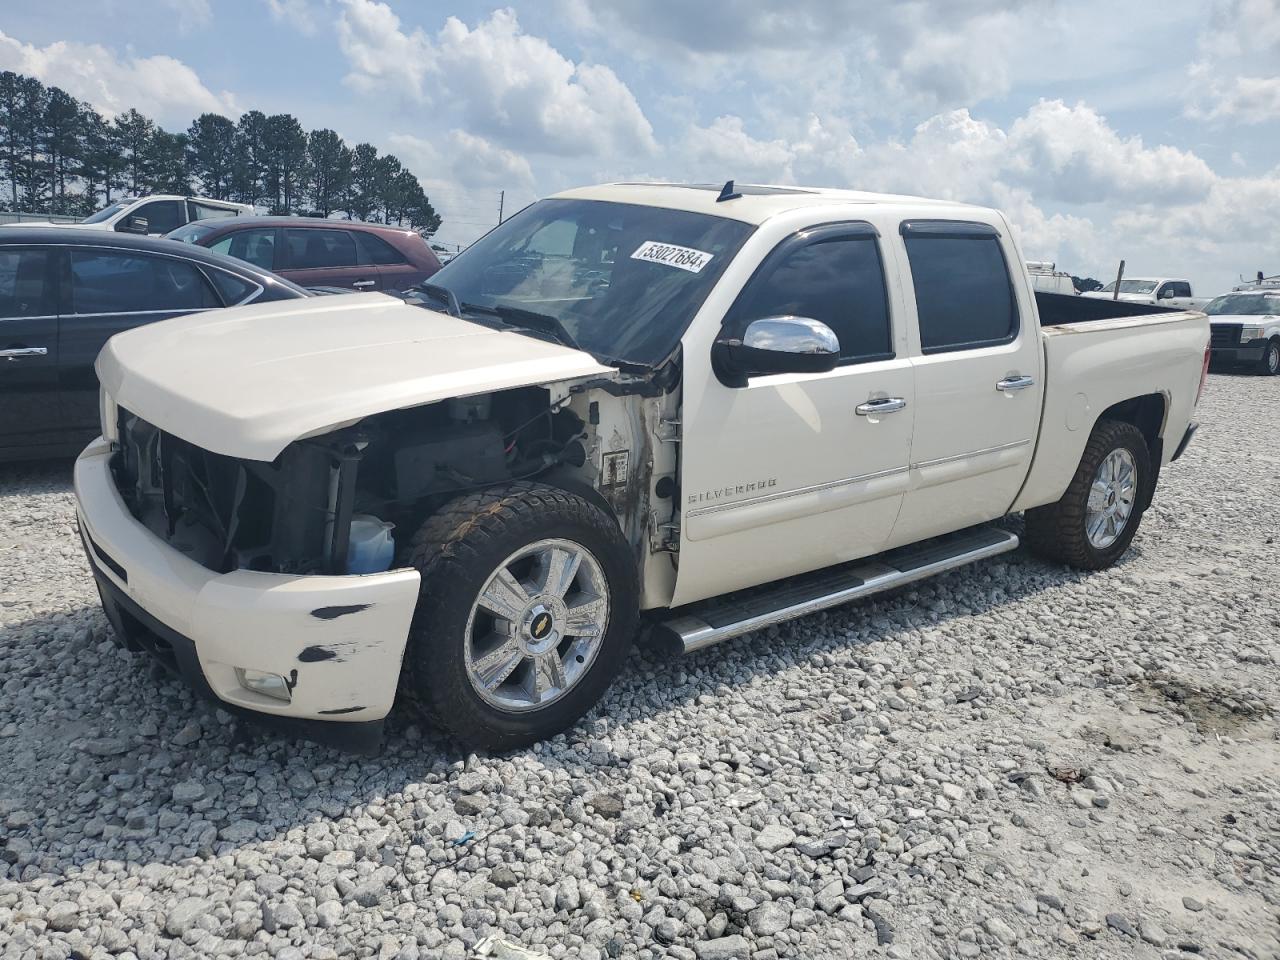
[[1195, 343, 1211, 407]]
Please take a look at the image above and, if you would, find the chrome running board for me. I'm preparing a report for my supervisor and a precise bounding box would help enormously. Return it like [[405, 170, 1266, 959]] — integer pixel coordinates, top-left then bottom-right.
[[655, 526, 1019, 654]]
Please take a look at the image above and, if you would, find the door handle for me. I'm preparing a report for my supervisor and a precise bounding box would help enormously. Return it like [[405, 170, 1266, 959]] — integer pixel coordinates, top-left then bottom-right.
[[855, 397, 907, 416], [0, 347, 48, 360], [996, 375, 1036, 392], [352, 279, 376, 289]]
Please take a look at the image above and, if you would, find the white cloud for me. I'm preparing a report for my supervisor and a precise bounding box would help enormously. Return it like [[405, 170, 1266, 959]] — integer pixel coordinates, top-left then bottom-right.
[[337, 1, 656, 158], [389, 130, 535, 190], [1187, 0, 1280, 122], [673, 99, 1280, 289], [263, 0, 322, 36], [0, 31, 239, 125], [564, 0, 1045, 112]]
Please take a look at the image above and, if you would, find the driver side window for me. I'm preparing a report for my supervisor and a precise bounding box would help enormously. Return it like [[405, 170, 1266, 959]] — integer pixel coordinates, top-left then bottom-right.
[[725, 229, 893, 364], [122, 200, 183, 235]]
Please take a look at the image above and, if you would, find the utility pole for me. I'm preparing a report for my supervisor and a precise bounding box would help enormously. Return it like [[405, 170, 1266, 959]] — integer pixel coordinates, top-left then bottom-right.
[[1112, 259, 1125, 300], [498, 190, 504, 224]]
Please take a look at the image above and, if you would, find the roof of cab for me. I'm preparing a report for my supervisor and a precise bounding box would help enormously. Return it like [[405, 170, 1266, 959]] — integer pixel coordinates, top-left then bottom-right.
[[550, 181, 982, 224]]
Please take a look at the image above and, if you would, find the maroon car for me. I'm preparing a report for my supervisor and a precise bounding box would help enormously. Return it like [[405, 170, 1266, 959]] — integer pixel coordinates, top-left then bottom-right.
[[167, 217, 441, 293]]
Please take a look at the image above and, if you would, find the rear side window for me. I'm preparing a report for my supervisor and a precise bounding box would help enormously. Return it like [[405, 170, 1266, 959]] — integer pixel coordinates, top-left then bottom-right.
[[211, 228, 276, 270], [70, 251, 220, 314], [286, 228, 357, 269], [0, 248, 52, 318], [206, 269, 258, 305], [355, 231, 408, 265], [727, 229, 892, 363], [902, 222, 1018, 353], [1165, 281, 1191, 298], [189, 201, 239, 221]]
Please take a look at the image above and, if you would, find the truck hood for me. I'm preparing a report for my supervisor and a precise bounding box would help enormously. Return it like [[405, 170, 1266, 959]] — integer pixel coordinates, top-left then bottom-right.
[[98, 293, 616, 461]]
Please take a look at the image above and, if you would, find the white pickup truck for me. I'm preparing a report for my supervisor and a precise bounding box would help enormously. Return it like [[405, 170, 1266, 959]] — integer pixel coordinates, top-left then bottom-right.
[[12, 194, 252, 236], [74, 182, 1210, 751], [1083, 276, 1210, 311]]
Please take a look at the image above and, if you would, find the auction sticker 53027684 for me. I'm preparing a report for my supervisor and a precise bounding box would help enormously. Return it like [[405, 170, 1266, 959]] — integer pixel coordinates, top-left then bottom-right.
[[630, 240, 714, 273]]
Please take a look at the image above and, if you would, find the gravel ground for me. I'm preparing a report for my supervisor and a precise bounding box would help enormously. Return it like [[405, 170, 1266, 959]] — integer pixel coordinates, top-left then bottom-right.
[[1, 372, 1277, 960]]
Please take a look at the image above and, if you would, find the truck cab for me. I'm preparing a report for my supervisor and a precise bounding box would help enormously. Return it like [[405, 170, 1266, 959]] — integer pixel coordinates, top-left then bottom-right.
[[1084, 276, 1209, 310], [67, 195, 253, 236]]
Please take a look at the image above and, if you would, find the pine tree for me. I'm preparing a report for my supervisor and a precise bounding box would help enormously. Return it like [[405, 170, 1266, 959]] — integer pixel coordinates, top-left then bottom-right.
[[43, 87, 83, 214], [0, 69, 442, 232], [80, 109, 126, 210], [346, 142, 381, 221], [306, 129, 350, 217], [231, 110, 270, 206], [145, 129, 191, 194], [113, 108, 154, 196], [186, 113, 237, 199]]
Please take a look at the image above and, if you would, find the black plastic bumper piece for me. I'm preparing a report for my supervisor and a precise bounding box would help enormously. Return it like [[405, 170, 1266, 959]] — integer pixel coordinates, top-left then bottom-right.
[[1210, 342, 1266, 363], [1171, 421, 1198, 462], [88, 554, 385, 755]]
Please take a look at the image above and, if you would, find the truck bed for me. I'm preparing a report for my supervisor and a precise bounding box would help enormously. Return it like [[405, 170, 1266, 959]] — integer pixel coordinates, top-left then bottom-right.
[[1035, 290, 1182, 326], [1010, 300, 1209, 514]]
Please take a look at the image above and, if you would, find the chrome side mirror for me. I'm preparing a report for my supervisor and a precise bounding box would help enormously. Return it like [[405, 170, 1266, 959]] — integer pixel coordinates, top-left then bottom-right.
[[712, 315, 840, 387]]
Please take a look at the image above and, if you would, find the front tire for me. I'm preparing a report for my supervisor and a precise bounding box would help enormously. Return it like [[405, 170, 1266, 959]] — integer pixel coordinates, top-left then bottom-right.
[[1259, 338, 1280, 376], [402, 482, 638, 751], [1025, 420, 1151, 570]]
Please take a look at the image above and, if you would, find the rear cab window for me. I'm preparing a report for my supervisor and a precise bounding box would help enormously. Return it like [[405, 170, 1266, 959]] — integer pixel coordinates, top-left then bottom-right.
[[723, 222, 893, 364], [188, 201, 240, 221], [900, 220, 1018, 353]]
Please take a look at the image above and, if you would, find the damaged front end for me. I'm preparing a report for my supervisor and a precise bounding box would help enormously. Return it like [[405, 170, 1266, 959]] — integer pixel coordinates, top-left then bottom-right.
[[110, 385, 594, 578]]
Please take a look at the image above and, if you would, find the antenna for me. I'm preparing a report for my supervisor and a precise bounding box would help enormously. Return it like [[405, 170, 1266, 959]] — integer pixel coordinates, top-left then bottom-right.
[[716, 180, 742, 203]]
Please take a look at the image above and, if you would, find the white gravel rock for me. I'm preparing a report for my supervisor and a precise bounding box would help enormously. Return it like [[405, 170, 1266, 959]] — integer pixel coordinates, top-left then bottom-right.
[[0, 375, 1278, 959]]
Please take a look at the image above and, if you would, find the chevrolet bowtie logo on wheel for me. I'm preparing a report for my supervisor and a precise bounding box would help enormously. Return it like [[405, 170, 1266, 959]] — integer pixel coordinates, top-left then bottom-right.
[[530, 612, 553, 640]]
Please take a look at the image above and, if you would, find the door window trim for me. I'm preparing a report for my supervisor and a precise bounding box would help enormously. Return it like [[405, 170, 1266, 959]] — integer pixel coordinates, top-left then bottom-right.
[[721, 220, 896, 368], [899, 219, 1021, 355]]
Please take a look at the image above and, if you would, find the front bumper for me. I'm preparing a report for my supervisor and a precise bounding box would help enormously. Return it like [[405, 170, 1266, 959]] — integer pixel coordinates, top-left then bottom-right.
[[75, 440, 421, 743], [1209, 341, 1267, 363]]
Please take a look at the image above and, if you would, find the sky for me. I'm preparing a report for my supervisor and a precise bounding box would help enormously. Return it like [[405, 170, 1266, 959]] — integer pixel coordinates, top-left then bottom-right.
[[1, 0, 1277, 292]]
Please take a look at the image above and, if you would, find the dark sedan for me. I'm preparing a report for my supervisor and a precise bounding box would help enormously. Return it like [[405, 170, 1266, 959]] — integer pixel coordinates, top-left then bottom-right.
[[0, 227, 308, 462], [167, 217, 442, 293]]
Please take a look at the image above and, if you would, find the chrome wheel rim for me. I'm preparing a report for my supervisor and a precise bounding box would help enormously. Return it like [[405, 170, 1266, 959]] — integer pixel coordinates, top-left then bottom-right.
[[1267, 344, 1279, 374], [464, 538, 609, 712], [1085, 448, 1137, 549]]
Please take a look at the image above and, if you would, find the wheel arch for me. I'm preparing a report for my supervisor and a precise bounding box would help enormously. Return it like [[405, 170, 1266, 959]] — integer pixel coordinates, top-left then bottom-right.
[[1093, 392, 1166, 511]]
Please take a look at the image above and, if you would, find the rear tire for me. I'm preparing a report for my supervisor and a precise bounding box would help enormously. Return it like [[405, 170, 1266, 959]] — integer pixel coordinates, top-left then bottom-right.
[[1025, 420, 1151, 570], [402, 482, 637, 751], [1259, 338, 1280, 376]]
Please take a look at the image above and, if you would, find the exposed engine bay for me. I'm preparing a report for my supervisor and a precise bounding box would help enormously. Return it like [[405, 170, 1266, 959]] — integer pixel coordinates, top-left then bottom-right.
[[110, 374, 680, 605]]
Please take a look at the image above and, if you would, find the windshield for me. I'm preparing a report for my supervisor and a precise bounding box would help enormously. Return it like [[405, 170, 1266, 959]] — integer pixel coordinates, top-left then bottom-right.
[[421, 198, 753, 366], [80, 201, 129, 224], [1205, 293, 1280, 316], [1101, 279, 1158, 294], [167, 222, 218, 244]]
